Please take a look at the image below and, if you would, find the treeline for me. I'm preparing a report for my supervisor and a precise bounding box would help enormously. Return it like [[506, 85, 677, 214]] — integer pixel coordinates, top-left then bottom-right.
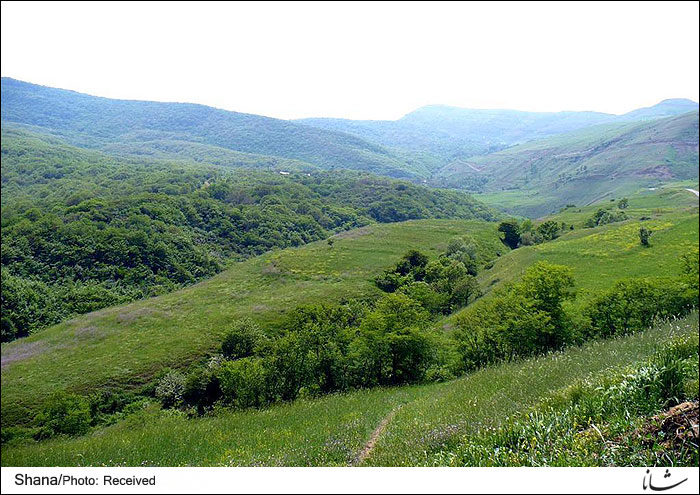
[[454, 255, 698, 370], [1, 131, 497, 342]]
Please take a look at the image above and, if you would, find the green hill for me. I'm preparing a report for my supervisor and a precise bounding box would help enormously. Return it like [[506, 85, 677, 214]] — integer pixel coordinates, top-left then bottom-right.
[[0, 219, 504, 427], [0, 78, 424, 179], [1, 125, 498, 342], [435, 112, 699, 217]]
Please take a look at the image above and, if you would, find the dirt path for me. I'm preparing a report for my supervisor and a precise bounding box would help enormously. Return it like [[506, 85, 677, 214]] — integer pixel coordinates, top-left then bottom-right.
[[685, 188, 699, 198], [351, 406, 402, 466]]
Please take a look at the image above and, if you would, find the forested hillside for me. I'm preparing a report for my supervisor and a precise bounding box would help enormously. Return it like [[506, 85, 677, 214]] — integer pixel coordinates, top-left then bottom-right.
[[0, 78, 424, 178], [0, 126, 496, 342]]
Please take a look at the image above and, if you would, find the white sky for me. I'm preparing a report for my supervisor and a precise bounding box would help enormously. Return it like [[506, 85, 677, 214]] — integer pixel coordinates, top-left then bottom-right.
[[1, 1, 698, 120]]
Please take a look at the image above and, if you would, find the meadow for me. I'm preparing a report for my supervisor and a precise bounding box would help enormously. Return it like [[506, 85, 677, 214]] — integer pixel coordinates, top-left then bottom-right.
[[3, 313, 696, 466]]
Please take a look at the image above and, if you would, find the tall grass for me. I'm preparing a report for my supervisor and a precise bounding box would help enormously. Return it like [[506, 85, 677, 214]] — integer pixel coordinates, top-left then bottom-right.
[[3, 313, 696, 467]]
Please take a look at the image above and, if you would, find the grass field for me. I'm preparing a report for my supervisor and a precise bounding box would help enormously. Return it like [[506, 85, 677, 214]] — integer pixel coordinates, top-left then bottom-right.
[[0, 219, 505, 427], [3, 313, 695, 466], [477, 188, 698, 301]]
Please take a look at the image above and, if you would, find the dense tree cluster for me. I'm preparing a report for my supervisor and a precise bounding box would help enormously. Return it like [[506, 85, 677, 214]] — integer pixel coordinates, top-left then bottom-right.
[[162, 254, 697, 416], [584, 208, 628, 228], [497, 218, 573, 249]]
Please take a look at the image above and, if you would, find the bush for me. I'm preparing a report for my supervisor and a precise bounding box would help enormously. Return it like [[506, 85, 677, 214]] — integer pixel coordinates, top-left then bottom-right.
[[454, 290, 554, 371], [584, 277, 697, 339], [155, 370, 186, 408], [34, 392, 91, 438], [221, 318, 266, 360], [639, 226, 652, 246], [453, 262, 574, 371], [183, 363, 222, 413], [584, 208, 627, 228], [217, 357, 268, 408]]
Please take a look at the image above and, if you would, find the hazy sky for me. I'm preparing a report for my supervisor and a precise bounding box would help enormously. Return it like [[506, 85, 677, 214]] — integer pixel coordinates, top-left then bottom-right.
[[2, 1, 698, 120]]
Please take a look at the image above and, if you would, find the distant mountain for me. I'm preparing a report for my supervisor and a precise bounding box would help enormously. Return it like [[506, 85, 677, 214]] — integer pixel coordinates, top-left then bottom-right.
[[0, 78, 426, 179], [618, 98, 699, 121], [433, 111, 699, 217], [299, 100, 698, 167]]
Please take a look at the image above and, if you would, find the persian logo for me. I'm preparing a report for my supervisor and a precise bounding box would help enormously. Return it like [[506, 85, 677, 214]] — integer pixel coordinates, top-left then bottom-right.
[[642, 469, 688, 491]]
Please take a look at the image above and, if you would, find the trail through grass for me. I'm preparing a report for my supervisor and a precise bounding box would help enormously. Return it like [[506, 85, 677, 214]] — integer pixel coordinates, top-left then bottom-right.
[[3, 313, 696, 467]]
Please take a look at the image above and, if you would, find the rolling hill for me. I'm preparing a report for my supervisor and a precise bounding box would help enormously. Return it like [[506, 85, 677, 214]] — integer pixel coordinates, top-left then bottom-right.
[[298, 99, 699, 168], [0, 78, 427, 179], [435, 112, 699, 217], [0, 218, 505, 427], [3, 314, 695, 466]]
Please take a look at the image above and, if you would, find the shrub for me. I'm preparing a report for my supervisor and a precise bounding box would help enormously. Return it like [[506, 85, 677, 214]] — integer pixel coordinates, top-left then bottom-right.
[[183, 366, 222, 412], [398, 281, 450, 315], [584, 208, 628, 228], [584, 277, 697, 339], [453, 262, 574, 370], [454, 290, 554, 371], [34, 392, 91, 438], [155, 370, 186, 408], [217, 357, 268, 408], [639, 226, 652, 246], [221, 318, 266, 360]]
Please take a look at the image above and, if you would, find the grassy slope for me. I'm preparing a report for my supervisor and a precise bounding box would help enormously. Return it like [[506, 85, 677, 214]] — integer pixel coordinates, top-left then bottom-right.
[[3, 313, 695, 466], [486, 189, 698, 295], [431, 188, 699, 334], [447, 112, 699, 217], [0, 219, 504, 427]]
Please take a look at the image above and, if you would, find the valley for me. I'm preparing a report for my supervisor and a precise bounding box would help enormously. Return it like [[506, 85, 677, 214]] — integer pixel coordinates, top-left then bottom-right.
[[1, 77, 698, 469]]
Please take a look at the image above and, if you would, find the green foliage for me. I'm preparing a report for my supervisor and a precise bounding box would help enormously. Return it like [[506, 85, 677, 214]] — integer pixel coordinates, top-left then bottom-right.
[[535, 220, 561, 241], [2, 313, 696, 466], [583, 277, 697, 339], [221, 319, 266, 360], [518, 262, 575, 347], [639, 226, 653, 246], [498, 220, 521, 249], [454, 262, 575, 370], [217, 358, 268, 409], [430, 332, 699, 466], [155, 370, 186, 409], [681, 248, 699, 280], [584, 208, 628, 228], [34, 392, 91, 439], [1, 126, 496, 341], [0, 78, 423, 179], [375, 247, 482, 315], [618, 197, 629, 209]]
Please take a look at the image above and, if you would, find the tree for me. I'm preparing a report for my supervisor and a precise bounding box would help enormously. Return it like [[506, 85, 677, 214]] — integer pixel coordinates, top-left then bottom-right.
[[498, 220, 521, 249], [327, 238, 334, 248], [536, 220, 561, 241], [618, 198, 629, 209], [639, 226, 652, 246], [34, 392, 92, 438], [517, 261, 575, 349]]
